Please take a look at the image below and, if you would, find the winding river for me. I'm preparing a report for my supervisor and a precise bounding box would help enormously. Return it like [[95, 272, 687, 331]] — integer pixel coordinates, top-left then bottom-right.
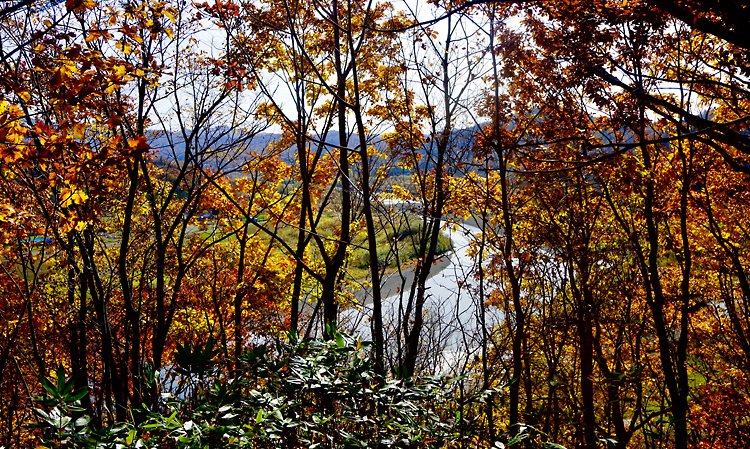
[[340, 222, 504, 374]]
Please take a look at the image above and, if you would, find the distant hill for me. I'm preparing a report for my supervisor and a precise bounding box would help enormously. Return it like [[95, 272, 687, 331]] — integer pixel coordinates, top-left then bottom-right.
[[146, 126, 480, 177], [147, 129, 282, 164]]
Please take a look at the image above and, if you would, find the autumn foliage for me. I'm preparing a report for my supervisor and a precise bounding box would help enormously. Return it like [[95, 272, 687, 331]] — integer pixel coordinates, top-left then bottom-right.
[[2, 0, 750, 447]]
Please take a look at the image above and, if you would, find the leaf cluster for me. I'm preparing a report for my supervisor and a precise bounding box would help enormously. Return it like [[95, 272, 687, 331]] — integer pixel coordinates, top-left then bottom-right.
[[30, 331, 493, 449]]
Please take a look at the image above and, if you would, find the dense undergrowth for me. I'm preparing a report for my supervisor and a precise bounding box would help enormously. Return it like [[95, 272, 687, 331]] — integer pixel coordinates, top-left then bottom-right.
[[30, 330, 562, 449]]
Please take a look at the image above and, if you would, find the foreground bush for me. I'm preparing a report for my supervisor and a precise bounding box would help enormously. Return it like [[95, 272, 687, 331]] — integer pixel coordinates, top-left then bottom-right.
[[30, 331, 562, 448]]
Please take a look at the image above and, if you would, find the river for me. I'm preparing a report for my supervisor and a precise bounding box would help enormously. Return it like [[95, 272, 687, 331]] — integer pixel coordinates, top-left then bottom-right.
[[340, 222, 504, 375]]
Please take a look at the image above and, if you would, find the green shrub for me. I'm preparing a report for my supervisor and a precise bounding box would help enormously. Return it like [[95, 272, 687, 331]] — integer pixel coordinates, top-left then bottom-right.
[[31, 331, 475, 448], [30, 330, 566, 449]]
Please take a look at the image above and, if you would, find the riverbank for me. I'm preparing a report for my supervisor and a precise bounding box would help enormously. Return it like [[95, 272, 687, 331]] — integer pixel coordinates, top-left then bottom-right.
[[352, 254, 452, 305]]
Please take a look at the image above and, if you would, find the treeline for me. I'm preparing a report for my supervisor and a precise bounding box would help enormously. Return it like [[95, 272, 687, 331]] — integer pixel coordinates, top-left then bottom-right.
[[1, 0, 750, 447]]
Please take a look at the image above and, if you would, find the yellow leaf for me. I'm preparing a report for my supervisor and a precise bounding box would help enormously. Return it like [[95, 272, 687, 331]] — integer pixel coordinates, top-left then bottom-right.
[[73, 123, 86, 140], [72, 191, 89, 205], [164, 9, 176, 23], [60, 188, 89, 208]]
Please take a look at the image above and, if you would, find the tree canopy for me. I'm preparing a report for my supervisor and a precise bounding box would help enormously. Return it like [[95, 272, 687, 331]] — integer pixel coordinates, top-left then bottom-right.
[[2, 0, 750, 447]]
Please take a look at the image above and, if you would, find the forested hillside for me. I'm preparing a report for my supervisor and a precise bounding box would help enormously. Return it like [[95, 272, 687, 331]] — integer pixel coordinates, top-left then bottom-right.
[[1, 0, 750, 447]]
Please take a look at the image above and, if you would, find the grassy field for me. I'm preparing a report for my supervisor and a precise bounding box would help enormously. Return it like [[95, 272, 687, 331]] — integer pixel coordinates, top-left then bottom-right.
[[243, 208, 453, 280], [348, 214, 453, 279]]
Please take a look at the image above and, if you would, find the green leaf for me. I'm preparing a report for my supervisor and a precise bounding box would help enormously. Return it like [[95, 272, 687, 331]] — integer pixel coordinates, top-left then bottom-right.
[[67, 387, 89, 403], [125, 428, 136, 445], [40, 376, 59, 399], [336, 332, 345, 348], [288, 329, 298, 344], [56, 365, 66, 393], [74, 415, 91, 427], [544, 443, 567, 449]]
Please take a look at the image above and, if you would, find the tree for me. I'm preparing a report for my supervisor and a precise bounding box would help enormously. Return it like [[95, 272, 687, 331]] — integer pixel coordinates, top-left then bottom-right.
[[6, 0, 750, 447], [475, 0, 750, 446], [0, 0, 272, 441], [370, 0, 488, 378], [204, 0, 413, 373]]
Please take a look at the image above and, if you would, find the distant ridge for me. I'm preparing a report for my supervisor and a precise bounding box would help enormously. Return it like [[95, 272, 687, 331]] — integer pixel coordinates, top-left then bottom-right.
[[147, 126, 480, 175]]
